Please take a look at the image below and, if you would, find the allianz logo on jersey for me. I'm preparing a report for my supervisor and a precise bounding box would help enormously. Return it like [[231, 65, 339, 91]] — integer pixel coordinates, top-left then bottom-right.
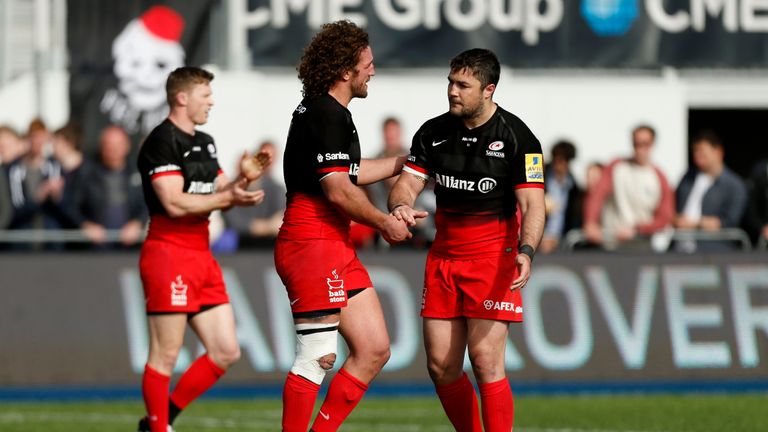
[[317, 152, 350, 162], [187, 181, 215, 194], [434, 173, 497, 193]]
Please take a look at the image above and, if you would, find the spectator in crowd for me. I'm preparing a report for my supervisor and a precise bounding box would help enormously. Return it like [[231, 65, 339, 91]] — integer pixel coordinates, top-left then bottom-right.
[[222, 140, 285, 249], [364, 116, 436, 248], [0, 163, 10, 230], [6, 118, 63, 232], [50, 123, 91, 229], [78, 125, 146, 247], [0, 125, 23, 229], [585, 161, 604, 193], [540, 140, 584, 253], [745, 158, 768, 246], [673, 132, 747, 251], [0, 125, 27, 165], [583, 125, 675, 250]]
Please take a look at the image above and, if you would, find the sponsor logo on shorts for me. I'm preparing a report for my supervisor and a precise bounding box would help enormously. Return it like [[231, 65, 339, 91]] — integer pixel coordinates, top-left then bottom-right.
[[483, 300, 522, 313], [326, 269, 346, 304], [319, 410, 330, 420], [171, 275, 188, 306], [525, 153, 545, 183]]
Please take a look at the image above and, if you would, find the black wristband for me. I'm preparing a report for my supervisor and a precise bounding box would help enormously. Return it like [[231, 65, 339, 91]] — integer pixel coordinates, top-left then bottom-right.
[[518, 244, 535, 262]]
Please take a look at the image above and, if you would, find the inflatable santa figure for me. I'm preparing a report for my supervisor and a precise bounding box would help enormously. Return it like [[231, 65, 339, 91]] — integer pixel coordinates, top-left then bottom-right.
[[101, 5, 186, 135]]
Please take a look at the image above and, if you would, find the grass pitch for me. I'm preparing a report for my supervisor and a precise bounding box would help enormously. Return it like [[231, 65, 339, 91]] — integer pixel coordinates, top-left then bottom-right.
[[0, 394, 765, 431]]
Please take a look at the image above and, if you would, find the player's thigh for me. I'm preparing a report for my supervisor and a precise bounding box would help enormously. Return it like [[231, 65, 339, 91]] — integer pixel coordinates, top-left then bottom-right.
[[147, 313, 188, 353], [423, 317, 468, 374], [189, 304, 238, 356], [339, 287, 390, 355]]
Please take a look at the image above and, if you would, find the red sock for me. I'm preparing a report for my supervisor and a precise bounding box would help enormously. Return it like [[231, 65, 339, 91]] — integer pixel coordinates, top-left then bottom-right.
[[435, 373, 482, 432], [310, 368, 368, 432], [282, 372, 321, 432], [142, 365, 170, 432], [169, 354, 225, 409], [479, 378, 514, 432]]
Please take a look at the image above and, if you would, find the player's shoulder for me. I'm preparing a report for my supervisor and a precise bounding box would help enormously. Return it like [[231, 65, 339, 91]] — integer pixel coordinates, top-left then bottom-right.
[[139, 120, 178, 160], [195, 129, 215, 144], [416, 112, 456, 137], [143, 119, 175, 146], [494, 106, 533, 134]]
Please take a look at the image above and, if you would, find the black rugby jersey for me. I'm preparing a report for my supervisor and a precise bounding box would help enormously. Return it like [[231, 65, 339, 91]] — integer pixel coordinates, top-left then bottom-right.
[[404, 106, 544, 216], [137, 119, 222, 218], [283, 94, 361, 195]]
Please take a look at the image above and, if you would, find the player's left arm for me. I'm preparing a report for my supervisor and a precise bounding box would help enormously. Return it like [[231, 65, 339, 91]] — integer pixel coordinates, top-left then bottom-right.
[[511, 186, 546, 290], [357, 156, 408, 185]]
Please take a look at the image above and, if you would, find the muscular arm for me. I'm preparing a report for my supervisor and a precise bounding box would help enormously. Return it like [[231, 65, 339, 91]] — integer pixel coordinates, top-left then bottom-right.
[[516, 187, 546, 249], [321, 172, 410, 243], [388, 172, 427, 210], [152, 175, 261, 218], [357, 156, 407, 185], [510, 186, 546, 290]]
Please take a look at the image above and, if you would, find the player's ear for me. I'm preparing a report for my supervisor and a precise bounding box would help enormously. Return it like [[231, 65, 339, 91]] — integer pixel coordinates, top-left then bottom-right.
[[483, 83, 496, 99], [177, 91, 188, 107]]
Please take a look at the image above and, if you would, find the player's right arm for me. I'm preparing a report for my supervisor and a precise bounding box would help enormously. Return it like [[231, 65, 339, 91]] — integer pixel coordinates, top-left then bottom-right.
[[387, 125, 431, 226], [152, 175, 263, 218], [320, 173, 411, 244], [388, 172, 428, 226]]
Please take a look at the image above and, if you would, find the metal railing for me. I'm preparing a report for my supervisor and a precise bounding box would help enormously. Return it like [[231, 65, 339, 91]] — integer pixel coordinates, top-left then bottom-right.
[[0, 229, 145, 244], [562, 228, 753, 252]]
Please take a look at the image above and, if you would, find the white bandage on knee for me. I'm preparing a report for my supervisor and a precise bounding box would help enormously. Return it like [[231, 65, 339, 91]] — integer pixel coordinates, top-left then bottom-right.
[[290, 321, 339, 385]]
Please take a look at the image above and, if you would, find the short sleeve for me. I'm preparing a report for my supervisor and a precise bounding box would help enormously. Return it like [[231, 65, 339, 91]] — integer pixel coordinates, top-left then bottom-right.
[[509, 120, 545, 189], [140, 132, 182, 180], [403, 125, 431, 180], [311, 105, 353, 177]]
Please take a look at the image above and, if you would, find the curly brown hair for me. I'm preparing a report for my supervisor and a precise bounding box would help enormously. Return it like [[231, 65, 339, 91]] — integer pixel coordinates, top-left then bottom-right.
[[298, 20, 369, 100]]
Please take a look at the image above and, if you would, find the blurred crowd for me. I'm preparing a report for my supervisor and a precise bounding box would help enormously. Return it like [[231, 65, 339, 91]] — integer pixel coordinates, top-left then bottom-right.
[[2, 118, 768, 253]]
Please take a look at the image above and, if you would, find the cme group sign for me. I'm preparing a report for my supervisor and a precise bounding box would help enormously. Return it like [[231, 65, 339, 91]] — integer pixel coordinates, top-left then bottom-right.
[[229, 0, 768, 67]]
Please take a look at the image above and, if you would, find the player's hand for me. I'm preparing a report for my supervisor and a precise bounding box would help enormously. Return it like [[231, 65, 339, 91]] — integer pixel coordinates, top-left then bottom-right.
[[390, 204, 428, 227], [239, 149, 273, 182], [230, 178, 265, 207], [510, 253, 532, 291], [380, 214, 412, 244]]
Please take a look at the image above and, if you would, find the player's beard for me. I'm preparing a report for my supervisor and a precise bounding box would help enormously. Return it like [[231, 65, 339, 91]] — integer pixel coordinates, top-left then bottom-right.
[[350, 72, 369, 98], [450, 99, 482, 120]]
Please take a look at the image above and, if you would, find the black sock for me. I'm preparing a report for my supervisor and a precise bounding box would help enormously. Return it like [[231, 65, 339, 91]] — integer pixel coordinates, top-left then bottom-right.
[[168, 401, 182, 425]]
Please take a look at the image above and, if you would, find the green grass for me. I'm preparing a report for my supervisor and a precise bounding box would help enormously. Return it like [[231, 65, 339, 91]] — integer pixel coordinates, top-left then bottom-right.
[[0, 394, 765, 431]]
